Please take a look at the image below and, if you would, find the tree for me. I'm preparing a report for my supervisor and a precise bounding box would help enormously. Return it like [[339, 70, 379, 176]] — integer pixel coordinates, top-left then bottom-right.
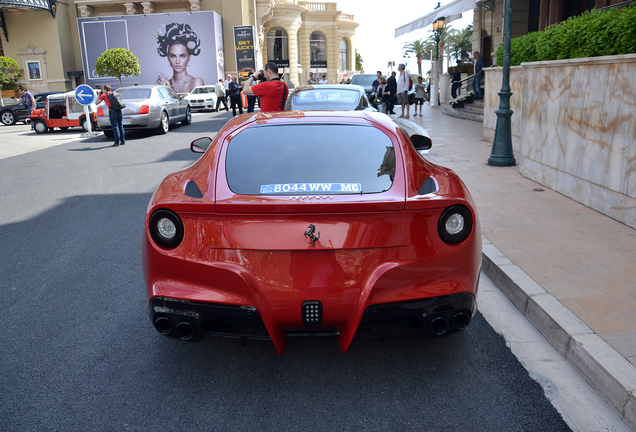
[[0, 56, 21, 89], [448, 25, 473, 63], [387, 61, 396, 73], [402, 38, 436, 76], [95, 48, 141, 87], [355, 49, 363, 71]]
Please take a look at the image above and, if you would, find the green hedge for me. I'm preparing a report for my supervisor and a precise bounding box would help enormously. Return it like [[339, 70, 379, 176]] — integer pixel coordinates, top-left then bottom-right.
[[495, 5, 636, 66]]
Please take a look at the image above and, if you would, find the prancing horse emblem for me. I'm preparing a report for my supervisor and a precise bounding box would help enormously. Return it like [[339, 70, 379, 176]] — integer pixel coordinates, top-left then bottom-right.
[[304, 224, 320, 247]]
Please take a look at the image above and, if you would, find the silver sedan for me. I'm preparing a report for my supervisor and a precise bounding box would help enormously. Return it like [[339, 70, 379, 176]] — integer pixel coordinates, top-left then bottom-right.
[[96, 85, 191, 137]]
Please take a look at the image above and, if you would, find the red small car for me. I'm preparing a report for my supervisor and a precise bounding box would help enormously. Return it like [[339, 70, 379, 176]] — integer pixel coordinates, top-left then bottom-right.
[[143, 111, 481, 353]]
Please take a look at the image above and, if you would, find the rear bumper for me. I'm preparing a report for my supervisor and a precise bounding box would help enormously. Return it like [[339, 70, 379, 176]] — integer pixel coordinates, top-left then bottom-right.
[[148, 292, 476, 350]]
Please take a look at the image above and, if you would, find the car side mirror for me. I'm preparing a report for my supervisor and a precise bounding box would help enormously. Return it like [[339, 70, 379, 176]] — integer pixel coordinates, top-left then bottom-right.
[[411, 134, 432, 151], [191, 137, 212, 153]]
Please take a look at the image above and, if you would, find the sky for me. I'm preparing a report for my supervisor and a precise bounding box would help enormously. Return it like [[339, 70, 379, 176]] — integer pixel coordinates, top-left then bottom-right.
[[333, 0, 473, 76]]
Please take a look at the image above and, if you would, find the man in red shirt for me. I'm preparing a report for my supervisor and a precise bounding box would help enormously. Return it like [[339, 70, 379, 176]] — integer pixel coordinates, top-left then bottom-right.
[[242, 62, 288, 113], [97, 84, 126, 147]]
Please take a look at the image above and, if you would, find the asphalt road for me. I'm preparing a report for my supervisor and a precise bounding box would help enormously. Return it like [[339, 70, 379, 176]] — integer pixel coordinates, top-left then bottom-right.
[[0, 112, 573, 431]]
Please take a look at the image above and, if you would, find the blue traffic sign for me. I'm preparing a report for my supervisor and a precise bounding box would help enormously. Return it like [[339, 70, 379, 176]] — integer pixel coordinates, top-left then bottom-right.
[[75, 84, 95, 106]]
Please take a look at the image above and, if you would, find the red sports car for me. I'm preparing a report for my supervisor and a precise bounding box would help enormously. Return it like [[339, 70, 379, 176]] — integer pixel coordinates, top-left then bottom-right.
[[143, 111, 481, 353]]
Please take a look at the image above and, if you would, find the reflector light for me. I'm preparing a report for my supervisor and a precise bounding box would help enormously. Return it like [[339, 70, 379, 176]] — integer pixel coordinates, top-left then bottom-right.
[[97, 107, 104, 117], [302, 301, 322, 328]]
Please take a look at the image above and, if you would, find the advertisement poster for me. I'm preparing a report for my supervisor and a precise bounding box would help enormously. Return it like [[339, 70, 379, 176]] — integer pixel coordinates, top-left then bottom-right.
[[233, 25, 256, 85], [78, 11, 224, 92]]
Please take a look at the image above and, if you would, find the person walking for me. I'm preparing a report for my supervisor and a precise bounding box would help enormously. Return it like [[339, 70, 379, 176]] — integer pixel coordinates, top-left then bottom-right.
[[97, 84, 125, 147], [396, 64, 410, 118], [472, 52, 484, 99], [17, 87, 37, 129], [228, 76, 243, 116], [413, 76, 426, 116], [214, 78, 229, 111], [386, 71, 397, 114], [242, 62, 288, 113]]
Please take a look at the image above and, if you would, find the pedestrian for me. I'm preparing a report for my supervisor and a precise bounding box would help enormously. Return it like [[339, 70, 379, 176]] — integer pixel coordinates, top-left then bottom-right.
[[228, 76, 243, 116], [242, 62, 288, 113], [413, 76, 426, 116], [17, 87, 37, 129], [97, 84, 125, 147], [214, 78, 229, 111], [451, 66, 461, 99], [318, 75, 328, 84], [375, 76, 389, 113], [386, 71, 397, 114], [246, 69, 263, 113], [372, 70, 382, 93], [307, 72, 317, 85], [472, 52, 484, 99], [396, 64, 410, 118]]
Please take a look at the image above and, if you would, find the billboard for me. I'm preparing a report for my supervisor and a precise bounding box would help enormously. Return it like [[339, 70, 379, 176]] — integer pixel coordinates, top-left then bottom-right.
[[233, 26, 256, 85], [78, 11, 224, 92]]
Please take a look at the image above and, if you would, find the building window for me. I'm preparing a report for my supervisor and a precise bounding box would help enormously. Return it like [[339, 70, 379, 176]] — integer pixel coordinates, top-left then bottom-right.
[[339, 38, 349, 71], [310, 31, 326, 68], [267, 27, 289, 67]]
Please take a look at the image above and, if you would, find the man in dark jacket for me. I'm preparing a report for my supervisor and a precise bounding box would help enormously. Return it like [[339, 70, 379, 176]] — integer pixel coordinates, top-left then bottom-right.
[[472, 52, 484, 99], [386, 71, 397, 115]]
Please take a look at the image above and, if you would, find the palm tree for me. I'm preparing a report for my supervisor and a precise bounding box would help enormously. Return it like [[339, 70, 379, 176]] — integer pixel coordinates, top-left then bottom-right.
[[387, 61, 396, 73], [402, 39, 436, 76], [448, 25, 473, 64]]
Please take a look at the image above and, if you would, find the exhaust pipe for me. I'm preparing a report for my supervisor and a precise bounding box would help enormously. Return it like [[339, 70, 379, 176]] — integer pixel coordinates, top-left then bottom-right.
[[154, 317, 173, 335], [176, 322, 196, 340], [429, 317, 449, 336], [451, 312, 470, 330]]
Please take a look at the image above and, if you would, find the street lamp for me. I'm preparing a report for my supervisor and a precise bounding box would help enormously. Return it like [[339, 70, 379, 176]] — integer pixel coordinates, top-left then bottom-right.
[[488, 0, 516, 166], [432, 16, 445, 62], [431, 15, 445, 106]]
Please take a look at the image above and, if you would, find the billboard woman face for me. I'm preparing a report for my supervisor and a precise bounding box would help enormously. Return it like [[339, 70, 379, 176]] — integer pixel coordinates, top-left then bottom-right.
[[167, 43, 191, 72]]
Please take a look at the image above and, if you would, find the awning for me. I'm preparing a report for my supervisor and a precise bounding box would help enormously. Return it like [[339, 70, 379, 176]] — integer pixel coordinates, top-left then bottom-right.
[[0, 0, 56, 42], [394, 0, 476, 38]]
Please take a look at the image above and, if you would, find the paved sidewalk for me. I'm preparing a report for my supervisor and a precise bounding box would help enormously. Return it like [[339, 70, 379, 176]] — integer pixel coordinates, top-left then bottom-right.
[[398, 105, 636, 429]]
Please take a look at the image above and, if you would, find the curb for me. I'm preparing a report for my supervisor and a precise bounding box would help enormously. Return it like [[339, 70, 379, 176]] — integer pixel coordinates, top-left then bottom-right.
[[481, 236, 636, 430]]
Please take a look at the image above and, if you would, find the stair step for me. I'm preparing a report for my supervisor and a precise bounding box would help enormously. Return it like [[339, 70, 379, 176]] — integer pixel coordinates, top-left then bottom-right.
[[458, 104, 483, 114], [442, 106, 483, 122]]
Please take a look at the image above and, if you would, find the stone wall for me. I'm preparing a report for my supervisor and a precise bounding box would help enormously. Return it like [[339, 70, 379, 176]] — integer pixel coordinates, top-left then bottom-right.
[[483, 54, 636, 229]]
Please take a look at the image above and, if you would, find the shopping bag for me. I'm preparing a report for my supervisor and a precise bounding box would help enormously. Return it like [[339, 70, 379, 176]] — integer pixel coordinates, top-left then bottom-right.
[[241, 92, 248, 108]]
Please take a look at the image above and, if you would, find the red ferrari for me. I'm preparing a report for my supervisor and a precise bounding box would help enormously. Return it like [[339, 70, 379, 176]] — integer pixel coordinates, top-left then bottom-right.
[[143, 111, 481, 353]]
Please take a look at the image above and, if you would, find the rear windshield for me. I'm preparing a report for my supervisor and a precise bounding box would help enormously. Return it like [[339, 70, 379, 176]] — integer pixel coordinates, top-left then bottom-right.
[[226, 124, 395, 195], [117, 88, 152, 99], [350, 75, 376, 87], [291, 89, 360, 110]]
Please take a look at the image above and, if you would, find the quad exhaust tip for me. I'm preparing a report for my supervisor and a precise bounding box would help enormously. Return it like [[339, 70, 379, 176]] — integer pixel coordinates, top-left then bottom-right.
[[154, 317, 173, 335], [176, 322, 195, 340]]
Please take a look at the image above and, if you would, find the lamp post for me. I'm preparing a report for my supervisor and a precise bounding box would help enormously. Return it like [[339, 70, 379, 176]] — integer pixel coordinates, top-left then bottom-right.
[[488, 0, 516, 166], [431, 16, 445, 106]]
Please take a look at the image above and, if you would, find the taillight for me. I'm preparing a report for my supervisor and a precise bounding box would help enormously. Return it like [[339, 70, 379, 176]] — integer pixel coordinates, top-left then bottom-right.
[[97, 106, 104, 117], [139, 105, 150, 114]]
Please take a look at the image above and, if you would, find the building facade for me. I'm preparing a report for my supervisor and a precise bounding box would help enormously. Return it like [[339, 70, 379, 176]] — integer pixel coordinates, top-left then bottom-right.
[[0, 0, 358, 93], [472, 0, 625, 67]]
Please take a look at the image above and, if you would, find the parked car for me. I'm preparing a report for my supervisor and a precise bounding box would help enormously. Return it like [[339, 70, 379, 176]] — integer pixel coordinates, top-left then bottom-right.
[[284, 84, 374, 111], [0, 98, 30, 126], [143, 111, 481, 353], [34, 92, 62, 109], [349, 73, 378, 99], [183, 85, 217, 111], [96, 85, 191, 137], [28, 91, 98, 134]]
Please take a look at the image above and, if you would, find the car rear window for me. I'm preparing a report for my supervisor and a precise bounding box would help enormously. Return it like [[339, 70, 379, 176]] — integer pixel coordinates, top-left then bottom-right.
[[117, 88, 151, 99], [226, 124, 395, 195], [291, 89, 360, 110], [350, 75, 376, 88]]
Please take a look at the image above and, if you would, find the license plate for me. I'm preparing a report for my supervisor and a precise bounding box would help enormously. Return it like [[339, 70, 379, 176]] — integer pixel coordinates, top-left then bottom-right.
[[122, 118, 132, 125]]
